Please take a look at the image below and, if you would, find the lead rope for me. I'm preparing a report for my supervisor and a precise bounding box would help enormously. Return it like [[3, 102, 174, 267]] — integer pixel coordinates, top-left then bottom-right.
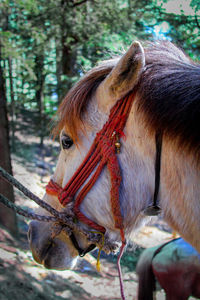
[[46, 93, 136, 300], [118, 229, 126, 300]]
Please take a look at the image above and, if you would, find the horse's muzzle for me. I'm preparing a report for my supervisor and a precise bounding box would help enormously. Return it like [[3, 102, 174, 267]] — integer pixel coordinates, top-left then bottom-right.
[[28, 220, 78, 270]]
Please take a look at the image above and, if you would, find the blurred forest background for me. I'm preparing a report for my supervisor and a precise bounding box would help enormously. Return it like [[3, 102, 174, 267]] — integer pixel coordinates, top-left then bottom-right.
[[0, 1, 200, 299], [0, 0, 200, 234]]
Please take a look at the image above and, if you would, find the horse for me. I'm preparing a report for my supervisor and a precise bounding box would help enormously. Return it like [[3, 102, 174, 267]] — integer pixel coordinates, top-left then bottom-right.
[[136, 238, 200, 300], [28, 40, 200, 277]]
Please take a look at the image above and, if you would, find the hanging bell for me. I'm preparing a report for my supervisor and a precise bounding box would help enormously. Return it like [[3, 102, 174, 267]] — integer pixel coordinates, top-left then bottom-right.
[[114, 133, 121, 154], [115, 141, 121, 154]]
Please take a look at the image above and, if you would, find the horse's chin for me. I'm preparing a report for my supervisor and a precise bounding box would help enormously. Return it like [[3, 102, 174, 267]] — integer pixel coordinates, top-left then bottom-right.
[[31, 240, 79, 270], [41, 253, 78, 270]]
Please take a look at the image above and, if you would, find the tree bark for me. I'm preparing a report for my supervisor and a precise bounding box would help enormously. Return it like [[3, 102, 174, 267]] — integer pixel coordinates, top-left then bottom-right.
[[0, 42, 18, 236], [34, 53, 45, 147], [8, 56, 16, 151], [60, 0, 77, 78]]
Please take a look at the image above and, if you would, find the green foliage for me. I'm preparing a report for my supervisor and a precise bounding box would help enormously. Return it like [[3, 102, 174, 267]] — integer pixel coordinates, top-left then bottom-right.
[[191, 0, 200, 12], [0, 0, 200, 123]]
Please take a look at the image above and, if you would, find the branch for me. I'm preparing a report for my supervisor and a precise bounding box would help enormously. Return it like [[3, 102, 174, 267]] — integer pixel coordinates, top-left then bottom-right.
[[195, 14, 200, 29], [72, 0, 89, 7]]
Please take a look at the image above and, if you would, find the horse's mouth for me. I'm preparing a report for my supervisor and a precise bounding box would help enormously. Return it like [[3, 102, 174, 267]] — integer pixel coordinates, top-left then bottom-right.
[[40, 242, 55, 269], [28, 222, 61, 269], [31, 239, 78, 270], [30, 240, 53, 267], [28, 221, 79, 270]]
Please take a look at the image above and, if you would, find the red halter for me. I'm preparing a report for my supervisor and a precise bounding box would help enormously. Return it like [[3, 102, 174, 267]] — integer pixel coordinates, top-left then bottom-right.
[[46, 93, 135, 245]]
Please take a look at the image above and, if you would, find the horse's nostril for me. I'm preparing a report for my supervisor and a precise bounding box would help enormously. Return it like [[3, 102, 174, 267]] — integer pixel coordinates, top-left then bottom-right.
[[28, 222, 36, 242], [28, 221, 39, 243], [28, 223, 54, 264]]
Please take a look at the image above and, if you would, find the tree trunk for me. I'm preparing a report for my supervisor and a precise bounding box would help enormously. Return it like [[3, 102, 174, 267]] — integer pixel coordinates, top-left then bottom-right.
[[56, 43, 62, 103], [34, 54, 45, 147], [60, 0, 77, 78], [8, 56, 16, 151], [61, 42, 77, 76], [0, 42, 18, 236]]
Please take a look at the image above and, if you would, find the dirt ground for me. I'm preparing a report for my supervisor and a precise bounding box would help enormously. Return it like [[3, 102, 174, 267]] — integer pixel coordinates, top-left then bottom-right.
[[0, 116, 189, 300], [0, 220, 172, 300]]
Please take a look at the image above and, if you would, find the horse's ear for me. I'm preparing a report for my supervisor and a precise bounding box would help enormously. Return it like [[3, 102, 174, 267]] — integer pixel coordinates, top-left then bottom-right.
[[97, 41, 145, 112]]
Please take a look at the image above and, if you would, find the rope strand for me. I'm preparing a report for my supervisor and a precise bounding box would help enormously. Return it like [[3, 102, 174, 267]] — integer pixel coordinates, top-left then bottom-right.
[[0, 193, 57, 222], [0, 166, 68, 222]]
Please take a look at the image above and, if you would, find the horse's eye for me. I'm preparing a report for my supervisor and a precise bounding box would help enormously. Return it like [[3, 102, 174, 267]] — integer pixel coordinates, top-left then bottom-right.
[[61, 135, 73, 149]]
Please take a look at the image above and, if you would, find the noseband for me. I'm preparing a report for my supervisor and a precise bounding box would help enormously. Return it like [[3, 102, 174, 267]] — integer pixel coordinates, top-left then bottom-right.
[[46, 92, 162, 256]]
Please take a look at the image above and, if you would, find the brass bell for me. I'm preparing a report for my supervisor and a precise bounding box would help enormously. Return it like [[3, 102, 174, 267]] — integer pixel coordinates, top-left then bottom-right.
[[115, 141, 121, 154]]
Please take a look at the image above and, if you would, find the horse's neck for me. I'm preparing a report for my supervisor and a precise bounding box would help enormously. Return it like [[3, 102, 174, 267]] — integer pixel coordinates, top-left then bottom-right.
[[120, 102, 157, 232], [123, 101, 200, 251], [160, 140, 200, 251]]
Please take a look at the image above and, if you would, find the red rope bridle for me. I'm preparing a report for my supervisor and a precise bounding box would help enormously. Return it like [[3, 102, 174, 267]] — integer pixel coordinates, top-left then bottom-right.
[[46, 93, 135, 237], [46, 93, 135, 299]]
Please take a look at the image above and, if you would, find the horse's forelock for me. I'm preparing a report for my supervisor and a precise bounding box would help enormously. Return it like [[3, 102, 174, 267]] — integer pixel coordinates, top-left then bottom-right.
[[54, 61, 117, 142]]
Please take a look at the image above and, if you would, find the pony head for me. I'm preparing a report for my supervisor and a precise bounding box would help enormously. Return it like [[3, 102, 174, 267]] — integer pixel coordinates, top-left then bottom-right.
[[28, 40, 200, 270]]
